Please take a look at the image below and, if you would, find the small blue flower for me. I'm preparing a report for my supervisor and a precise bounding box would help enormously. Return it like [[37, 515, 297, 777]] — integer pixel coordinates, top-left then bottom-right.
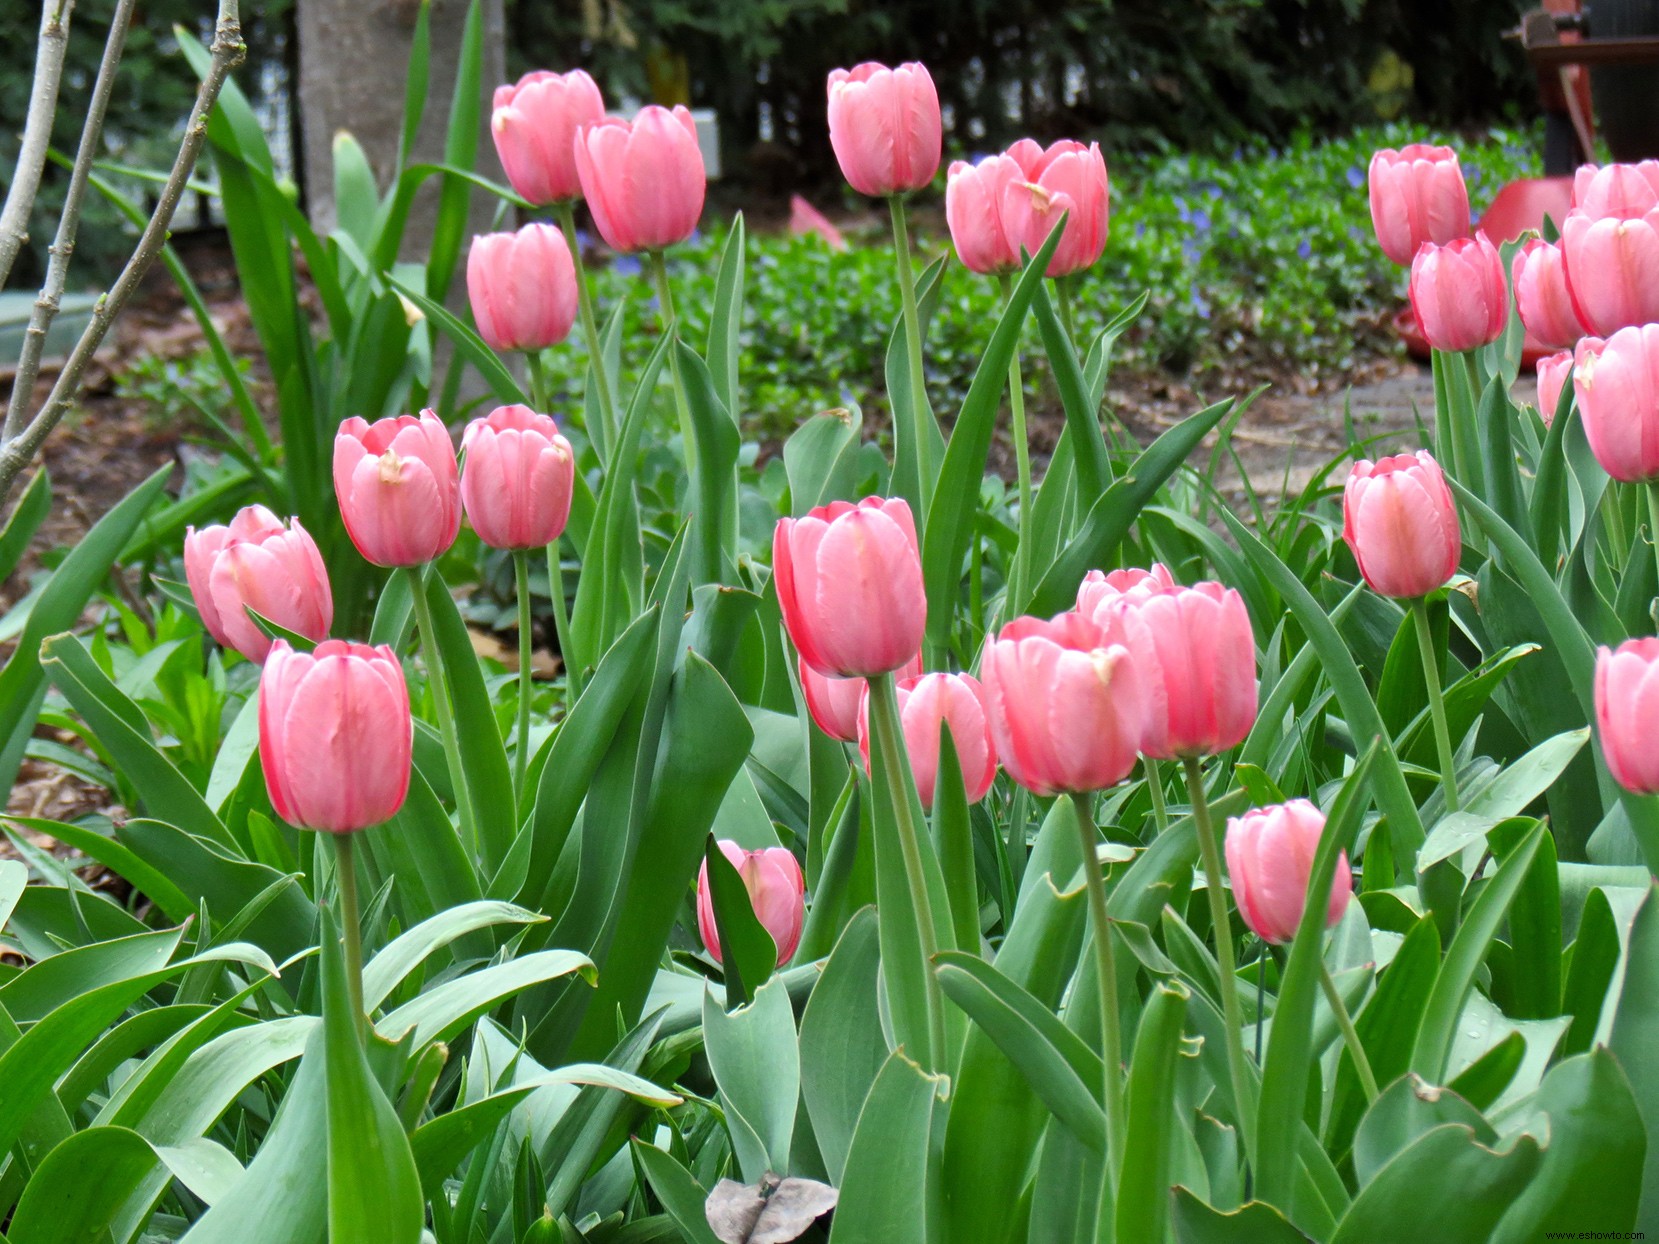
[[1192, 209, 1211, 235], [1346, 166, 1365, 190], [613, 255, 643, 278], [1297, 239, 1312, 259], [1190, 290, 1212, 319]]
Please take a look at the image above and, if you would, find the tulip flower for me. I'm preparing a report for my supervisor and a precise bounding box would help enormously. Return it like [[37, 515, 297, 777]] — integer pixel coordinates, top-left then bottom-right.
[[800, 653, 920, 744], [1075, 563, 1177, 618], [1342, 451, 1462, 599], [774, 496, 926, 678], [185, 505, 332, 664], [1512, 239, 1585, 349], [1408, 232, 1508, 353], [1562, 207, 1659, 336], [1572, 161, 1659, 220], [1003, 138, 1110, 278], [1367, 144, 1471, 267], [697, 840, 806, 967], [466, 224, 579, 353], [1574, 325, 1659, 484], [945, 153, 1024, 275], [490, 69, 606, 206], [858, 672, 997, 811], [259, 639, 412, 834], [1596, 639, 1659, 795], [826, 62, 941, 198], [333, 411, 461, 567], [460, 406, 575, 551], [1536, 350, 1573, 426], [1224, 799, 1351, 944], [573, 105, 705, 254]]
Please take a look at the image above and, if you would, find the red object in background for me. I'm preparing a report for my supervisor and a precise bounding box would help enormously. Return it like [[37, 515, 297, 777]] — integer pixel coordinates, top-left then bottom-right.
[[1394, 176, 1576, 369]]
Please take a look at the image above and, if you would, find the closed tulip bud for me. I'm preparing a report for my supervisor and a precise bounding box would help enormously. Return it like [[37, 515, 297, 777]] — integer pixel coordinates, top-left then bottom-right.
[[1536, 350, 1573, 426], [259, 639, 412, 833], [1596, 639, 1659, 795], [1121, 583, 1258, 760], [697, 841, 806, 967], [980, 612, 1145, 796], [858, 672, 997, 811], [1561, 207, 1659, 336], [460, 406, 575, 551], [826, 62, 942, 198], [1571, 161, 1659, 220], [774, 496, 926, 678], [1512, 239, 1585, 349], [574, 105, 705, 253], [1342, 451, 1461, 598], [1408, 232, 1508, 353], [466, 225, 578, 353], [334, 411, 461, 567], [1075, 563, 1176, 617], [1574, 325, 1659, 483], [490, 69, 606, 206], [1224, 799, 1351, 944], [185, 506, 332, 664], [800, 653, 920, 743], [945, 154, 1024, 275], [1002, 138, 1110, 277], [1367, 145, 1471, 267]]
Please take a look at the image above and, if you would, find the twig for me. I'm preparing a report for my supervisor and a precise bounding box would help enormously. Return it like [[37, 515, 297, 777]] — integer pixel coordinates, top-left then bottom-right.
[[0, 1, 246, 506], [0, 1, 77, 291], [4, 0, 140, 443]]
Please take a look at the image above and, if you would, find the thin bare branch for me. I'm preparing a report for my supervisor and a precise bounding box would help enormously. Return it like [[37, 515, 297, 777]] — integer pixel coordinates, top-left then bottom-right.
[[3, 0, 140, 443], [0, 1, 77, 290], [0, 0, 246, 504]]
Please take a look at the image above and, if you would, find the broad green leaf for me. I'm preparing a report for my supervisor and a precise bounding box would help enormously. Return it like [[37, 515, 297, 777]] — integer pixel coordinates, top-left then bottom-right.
[[704, 973, 799, 1183], [377, 949, 594, 1049], [1609, 882, 1659, 1226], [0, 469, 50, 583], [362, 899, 546, 1010], [1116, 978, 1194, 1244], [7, 1126, 162, 1244], [1171, 1189, 1313, 1244], [799, 908, 885, 1185], [631, 1141, 724, 1244], [3, 816, 193, 925], [784, 407, 865, 515], [828, 1049, 946, 1244]]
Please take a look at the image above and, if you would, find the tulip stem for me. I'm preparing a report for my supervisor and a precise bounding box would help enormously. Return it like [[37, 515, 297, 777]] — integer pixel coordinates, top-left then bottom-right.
[[1319, 960, 1378, 1105], [546, 538, 580, 704], [1410, 597, 1460, 813], [1145, 758, 1169, 836], [332, 832, 367, 1043], [403, 565, 478, 856], [888, 195, 936, 516], [1068, 790, 1125, 1194], [513, 549, 533, 799], [555, 200, 615, 463], [1645, 482, 1659, 564], [998, 273, 1034, 616], [1182, 754, 1256, 1162], [1056, 276, 1077, 343]]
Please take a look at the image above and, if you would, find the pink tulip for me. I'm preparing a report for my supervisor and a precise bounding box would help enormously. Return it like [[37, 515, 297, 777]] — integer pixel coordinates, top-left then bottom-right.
[[333, 411, 461, 567], [1342, 451, 1461, 599], [1574, 325, 1659, 483], [1536, 350, 1573, 426], [1003, 138, 1110, 277], [1596, 639, 1659, 795], [697, 840, 805, 967], [1561, 207, 1659, 336], [490, 69, 606, 205], [1075, 563, 1176, 617], [1224, 799, 1351, 944], [826, 62, 942, 198], [1408, 232, 1508, 353], [184, 506, 332, 664], [800, 653, 920, 743], [259, 639, 411, 833], [980, 612, 1144, 796], [574, 105, 705, 253], [459, 405, 575, 551], [774, 496, 926, 678], [1367, 145, 1471, 267], [945, 154, 1025, 275], [466, 225, 579, 353], [858, 672, 997, 811], [1118, 582, 1258, 759], [1571, 161, 1659, 220], [1512, 239, 1585, 349]]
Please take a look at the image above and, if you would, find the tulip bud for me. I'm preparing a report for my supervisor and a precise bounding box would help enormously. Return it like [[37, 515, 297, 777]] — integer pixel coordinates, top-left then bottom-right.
[[980, 612, 1144, 796], [857, 672, 997, 811], [1342, 451, 1461, 599], [1571, 161, 1659, 220], [1561, 207, 1659, 336], [1075, 563, 1176, 617], [945, 154, 1024, 275], [1408, 232, 1508, 353], [1574, 325, 1659, 483], [774, 497, 926, 678], [800, 653, 920, 744], [574, 105, 705, 253], [466, 225, 579, 353], [490, 69, 606, 206], [826, 62, 942, 198], [697, 841, 806, 967], [1224, 799, 1351, 944], [460, 405, 575, 551], [1512, 239, 1585, 349], [1367, 145, 1471, 267], [185, 505, 332, 664], [259, 639, 412, 833], [1596, 639, 1659, 795], [1002, 138, 1110, 278], [333, 411, 461, 567], [1536, 350, 1573, 426]]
